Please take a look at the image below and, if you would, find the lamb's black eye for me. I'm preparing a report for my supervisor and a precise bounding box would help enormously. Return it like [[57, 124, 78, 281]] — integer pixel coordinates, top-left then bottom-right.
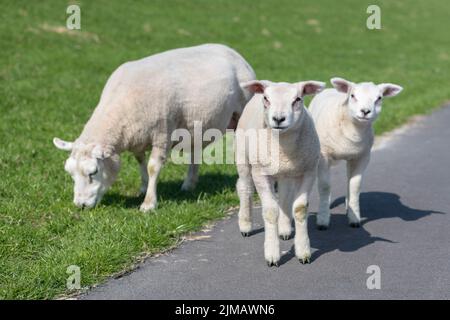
[[263, 96, 270, 107], [351, 94, 355, 99], [292, 97, 302, 106], [376, 96, 382, 102]]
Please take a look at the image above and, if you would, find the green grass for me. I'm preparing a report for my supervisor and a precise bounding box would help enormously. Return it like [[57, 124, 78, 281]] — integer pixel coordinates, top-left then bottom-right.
[[1, 0, 450, 299]]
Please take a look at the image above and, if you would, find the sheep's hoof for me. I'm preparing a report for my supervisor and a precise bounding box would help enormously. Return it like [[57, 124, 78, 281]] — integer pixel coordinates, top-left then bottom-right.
[[349, 222, 361, 228], [317, 225, 328, 231], [241, 232, 250, 237], [299, 257, 311, 264], [267, 261, 279, 268], [279, 235, 290, 241], [139, 202, 157, 213]]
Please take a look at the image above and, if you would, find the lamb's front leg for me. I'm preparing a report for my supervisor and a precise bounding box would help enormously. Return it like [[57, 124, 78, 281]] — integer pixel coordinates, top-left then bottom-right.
[[293, 172, 315, 264], [140, 147, 167, 212], [278, 179, 296, 240], [252, 171, 280, 267], [236, 170, 254, 237], [346, 154, 370, 227]]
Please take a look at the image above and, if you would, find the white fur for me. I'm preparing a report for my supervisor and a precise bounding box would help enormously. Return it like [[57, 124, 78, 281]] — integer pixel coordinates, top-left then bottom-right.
[[53, 44, 255, 211], [236, 80, 325, 265], [309, 77, 403, 228]]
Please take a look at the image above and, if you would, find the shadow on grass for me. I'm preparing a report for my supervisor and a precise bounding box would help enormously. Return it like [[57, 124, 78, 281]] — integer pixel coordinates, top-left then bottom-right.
[[102, 172, 238, 209], [279, 191, 444, 265]]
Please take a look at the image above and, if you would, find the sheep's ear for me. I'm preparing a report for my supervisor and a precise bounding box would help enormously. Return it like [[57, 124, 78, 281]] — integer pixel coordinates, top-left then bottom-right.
[[240, 80, 271, 94], [53, 137, 73, 151], [298, 81, 326, 96], [331, 77, 353, 93], [92, 145, 113, 159], [378, 83, 403, 98]]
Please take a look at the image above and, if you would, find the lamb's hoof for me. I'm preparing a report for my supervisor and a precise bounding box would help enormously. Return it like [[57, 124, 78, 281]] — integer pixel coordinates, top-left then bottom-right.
[[317, 225, 328, 231], [267, 261, 279, 267], [279, 235, 290, 241], [349, 222, 361, 228], [241, 232, 250, 237], [299, 257, 311, 264]]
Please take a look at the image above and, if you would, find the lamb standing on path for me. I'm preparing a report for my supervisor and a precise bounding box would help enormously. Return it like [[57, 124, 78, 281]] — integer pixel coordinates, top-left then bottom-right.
[[309, 77, 403, 229], [53, 44, 256, 211], [236, 80, 325, 266]]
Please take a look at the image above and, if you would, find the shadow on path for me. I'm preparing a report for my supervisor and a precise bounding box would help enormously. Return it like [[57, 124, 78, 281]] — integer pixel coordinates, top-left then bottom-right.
[[279, 191, 444, 265]]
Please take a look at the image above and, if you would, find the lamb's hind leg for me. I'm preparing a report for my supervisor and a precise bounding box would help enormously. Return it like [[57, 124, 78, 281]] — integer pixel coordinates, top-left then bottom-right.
[[316, 156, 331, 230], [140, 146, 167, 212], [134, 152, 148, 195], [236, 164, 254, 237]]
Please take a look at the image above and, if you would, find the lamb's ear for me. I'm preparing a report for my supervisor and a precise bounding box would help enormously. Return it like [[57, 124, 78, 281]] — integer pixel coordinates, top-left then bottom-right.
[[91, 145, 113, 159], [298, 81, 326, 96], [330, 77, 353, 93], [240, 80, 271, 94], [53, 137, 73, 151], [378, 83, 403, 98]]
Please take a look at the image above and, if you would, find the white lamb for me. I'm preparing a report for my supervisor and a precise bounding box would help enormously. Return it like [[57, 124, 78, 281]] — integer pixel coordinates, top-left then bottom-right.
[[309, 77, 403, 229], [53, 44, 255, 211], [236, 79, 325, 266]]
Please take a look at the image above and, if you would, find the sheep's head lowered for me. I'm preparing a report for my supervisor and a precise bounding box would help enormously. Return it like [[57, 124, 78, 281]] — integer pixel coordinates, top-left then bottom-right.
[[241, 80, 325, 133], [53, 138, 120, 208]]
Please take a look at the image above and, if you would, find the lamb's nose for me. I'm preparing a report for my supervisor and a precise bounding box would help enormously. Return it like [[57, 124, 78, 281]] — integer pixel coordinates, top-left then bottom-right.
[[272, 116, 286, 125], [361, 109, 371, 116]]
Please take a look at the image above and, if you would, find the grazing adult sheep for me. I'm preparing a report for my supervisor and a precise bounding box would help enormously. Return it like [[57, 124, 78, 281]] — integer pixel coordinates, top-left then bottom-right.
[[53, 44, 256, 211], [236, 80, 325, 266], [309, 77, 403, 229]]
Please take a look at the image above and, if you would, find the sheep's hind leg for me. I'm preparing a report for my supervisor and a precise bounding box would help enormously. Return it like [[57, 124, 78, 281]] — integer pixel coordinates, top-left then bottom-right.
[[134, 152, 148, 195], [181, 153, 199, 191], [139, 147, 167, 212]]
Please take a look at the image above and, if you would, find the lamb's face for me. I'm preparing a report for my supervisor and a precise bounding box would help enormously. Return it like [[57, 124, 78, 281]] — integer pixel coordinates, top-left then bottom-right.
[[241, 80, 326, 133], [331, 77, 403, 124], [263, 84, 303, 133], [347, 83, 384, 123], [53, 138, 120, 209]]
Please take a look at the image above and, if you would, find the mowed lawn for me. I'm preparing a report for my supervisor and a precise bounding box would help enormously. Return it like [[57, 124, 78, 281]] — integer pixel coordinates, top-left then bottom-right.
[[1, 0, 450, 299]]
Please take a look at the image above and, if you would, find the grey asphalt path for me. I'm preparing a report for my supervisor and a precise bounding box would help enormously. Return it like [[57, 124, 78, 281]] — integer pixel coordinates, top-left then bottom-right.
[[83, 106, 450, 299]]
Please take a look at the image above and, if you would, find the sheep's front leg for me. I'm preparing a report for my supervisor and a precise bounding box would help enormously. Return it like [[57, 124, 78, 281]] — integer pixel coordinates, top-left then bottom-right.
[[140, 147, 167, 212], [346, 154, 370, 227], [278, 179, 296, 240], [236, 164, 254, 236], [316, 156, 331, 230], [134, 152, 148, 195], [293, 172, 315, 264], [252, 171, 280, 267]]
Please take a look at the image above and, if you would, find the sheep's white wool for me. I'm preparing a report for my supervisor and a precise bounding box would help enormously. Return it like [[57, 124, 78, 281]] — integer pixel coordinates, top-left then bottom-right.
[[309, 77, 403, 228], [236, 80, 325, 266], [53, 44, 256, 211]]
